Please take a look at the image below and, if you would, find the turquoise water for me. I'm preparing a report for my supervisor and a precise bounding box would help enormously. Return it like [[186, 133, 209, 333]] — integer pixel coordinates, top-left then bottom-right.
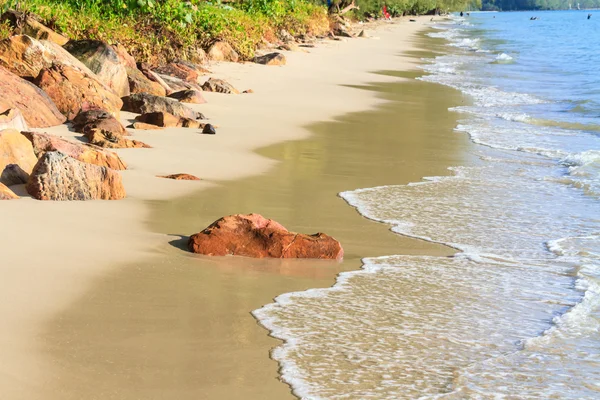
[[255, 11, 600, 399]]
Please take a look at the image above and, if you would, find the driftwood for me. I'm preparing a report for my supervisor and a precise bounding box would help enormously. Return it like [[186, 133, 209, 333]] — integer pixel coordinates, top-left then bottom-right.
[[329, 0, 359, 15]]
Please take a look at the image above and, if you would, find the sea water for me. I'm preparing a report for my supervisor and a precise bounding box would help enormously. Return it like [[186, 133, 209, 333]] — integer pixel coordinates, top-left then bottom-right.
[[254, 11, 600, 399]]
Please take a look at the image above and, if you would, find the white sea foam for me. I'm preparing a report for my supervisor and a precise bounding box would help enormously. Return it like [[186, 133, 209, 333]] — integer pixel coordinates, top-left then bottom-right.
[[494, 52, 514, 62]]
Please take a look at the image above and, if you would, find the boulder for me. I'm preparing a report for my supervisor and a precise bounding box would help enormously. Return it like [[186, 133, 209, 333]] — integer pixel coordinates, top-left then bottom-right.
[[21, 131, 127, 170], [127, 66, 166, 97], [158, 173, 201, 180], [34, 64, 123, 120], [278, 43, 301, 52], [63, 40, 130, 97], [167, 89, 206, 104], [0, 182, 18, 199], [138, 62, 173, 94], [0, 35, 92, 80], [155, 73, 203, 92], [121, 93, 205, 120], [26, 151, 126, 200], [254, 52, 287, 66], [0, 66, 65, 128], [207, 41, 239, 62], [0, 128, 38, 180], [0, 10, 69, 45], [72, 109, 127, 136], [0, 163, 29, 186], [130, 122, 163, 130], [188, 214, 344, 259], [153, 62, 200, 83], [83, 129, 150, 149], [201, 78, 239, 94], [134, 111, 204, 129], [0, 108, 28, 131]]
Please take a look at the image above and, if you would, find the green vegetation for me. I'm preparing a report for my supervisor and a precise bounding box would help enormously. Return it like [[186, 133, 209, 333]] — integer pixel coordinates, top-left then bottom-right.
[[0, 0, 476, 64], [0, 0, 328, 63], [482, 0, 600, 9]]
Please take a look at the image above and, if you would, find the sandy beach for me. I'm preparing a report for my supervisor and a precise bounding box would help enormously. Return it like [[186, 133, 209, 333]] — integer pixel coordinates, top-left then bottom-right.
[[0, 17, 468, 399]]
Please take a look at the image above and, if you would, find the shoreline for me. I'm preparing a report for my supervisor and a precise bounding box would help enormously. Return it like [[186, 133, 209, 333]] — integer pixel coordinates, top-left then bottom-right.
[[1, 16, 455, 399]]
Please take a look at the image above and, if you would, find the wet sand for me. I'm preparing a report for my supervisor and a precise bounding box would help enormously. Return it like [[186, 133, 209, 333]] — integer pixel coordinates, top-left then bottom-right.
[[40, 41, 473, 399]]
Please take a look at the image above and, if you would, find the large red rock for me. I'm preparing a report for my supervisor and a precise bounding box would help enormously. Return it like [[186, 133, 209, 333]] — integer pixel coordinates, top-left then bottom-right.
[[0, 66, 65, 128], [26, 151, 126, 200], [0, 11, 69, 45], [33, 63, 123, 120], [0, 182, 18, 199], [21, 131, 127, 170], [0, 128, 38, 180], [0, 35, 92, 80], [63, 40, 130, 97], [188, 214, 344, 260]]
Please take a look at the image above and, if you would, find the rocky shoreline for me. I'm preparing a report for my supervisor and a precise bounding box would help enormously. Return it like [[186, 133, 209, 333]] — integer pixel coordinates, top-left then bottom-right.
[[0, 9, 377, 257]]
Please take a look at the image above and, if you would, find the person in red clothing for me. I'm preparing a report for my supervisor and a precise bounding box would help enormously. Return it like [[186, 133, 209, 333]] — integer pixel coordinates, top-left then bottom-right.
[[382, 4, 391, 19]]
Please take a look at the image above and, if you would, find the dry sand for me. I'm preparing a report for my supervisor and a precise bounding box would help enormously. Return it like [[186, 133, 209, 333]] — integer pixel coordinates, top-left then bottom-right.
[[0, 16, 448, 399]]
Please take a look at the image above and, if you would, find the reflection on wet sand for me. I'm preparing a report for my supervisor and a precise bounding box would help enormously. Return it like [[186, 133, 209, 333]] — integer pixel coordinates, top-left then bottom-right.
[[42, 56, 471, 399]]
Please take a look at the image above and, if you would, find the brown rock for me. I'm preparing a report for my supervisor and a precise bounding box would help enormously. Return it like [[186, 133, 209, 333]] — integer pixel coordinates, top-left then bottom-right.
[[21, 131, 127, 170], [167, 89, 206, 104], [0, 11, 69, 45], [254, 52, 287, 66], [84, 129, 150, 149], [138, 62, 173, 94], [0, 66, 65, 128], [34, 64, 123, 121], [135, 111, 203, 129], [243, 89, 254, 94], [207, 41, 239, 63], [63, 40, 130, 97], [26, 151, 126, 200], [0, 182, 18, 199], [0, 35, 92, 80], [127, 66, 166, 97], [0, 129, 38, 180], [130, 122, 163, 130], [113, 43, 136, 69], [155, 73, 203, 92], [0, 163, 29, 186], [0, 108, 28, 131], [158, 173, 201, 180], [121, 93, 204, 120], [72, 109, 127, 136], [201, 78, 240, 94], [134, 111, 180, 128], [154, 63, 199, 83], [187, 214, 344, 260]]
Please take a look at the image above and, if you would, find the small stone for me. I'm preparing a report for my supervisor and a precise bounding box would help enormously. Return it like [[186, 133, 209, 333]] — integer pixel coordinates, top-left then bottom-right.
[[202, 124, 216, 135], [158, 173, 201, 181]]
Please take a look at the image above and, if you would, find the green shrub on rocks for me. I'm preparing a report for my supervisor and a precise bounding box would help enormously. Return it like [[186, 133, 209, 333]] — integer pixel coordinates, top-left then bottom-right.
[[0, 0, 328, 63]]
